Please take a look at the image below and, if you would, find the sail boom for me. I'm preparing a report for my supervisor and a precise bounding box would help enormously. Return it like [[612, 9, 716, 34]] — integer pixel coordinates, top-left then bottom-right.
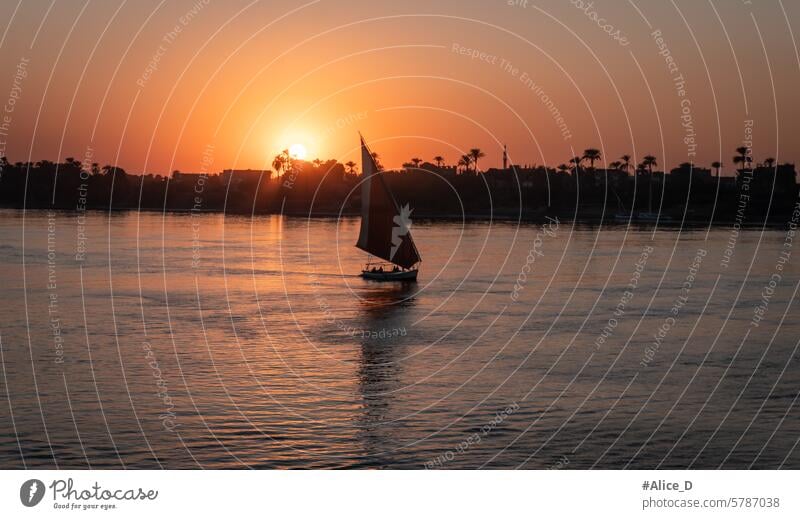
[[354, 244, 397, 266]]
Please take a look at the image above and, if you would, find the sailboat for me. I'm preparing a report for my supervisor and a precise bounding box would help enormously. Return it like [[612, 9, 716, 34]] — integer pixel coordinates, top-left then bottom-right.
[[356, 135, 421, 281]]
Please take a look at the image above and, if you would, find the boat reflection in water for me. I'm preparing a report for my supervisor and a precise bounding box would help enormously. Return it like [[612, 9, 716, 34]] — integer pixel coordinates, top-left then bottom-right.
[[354, 283, 417, 467]]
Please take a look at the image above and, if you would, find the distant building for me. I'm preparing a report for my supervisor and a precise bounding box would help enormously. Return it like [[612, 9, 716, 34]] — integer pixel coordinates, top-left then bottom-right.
[[669, 162, 712, 183], [637, 170, 664, 182], [418, 162, 457, 177], [171, 171, 208, 181], [751, 163, 796, 196]]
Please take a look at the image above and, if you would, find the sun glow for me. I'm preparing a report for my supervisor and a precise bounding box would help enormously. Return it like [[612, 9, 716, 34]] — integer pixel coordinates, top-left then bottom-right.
[[289, 143, 308, 160]]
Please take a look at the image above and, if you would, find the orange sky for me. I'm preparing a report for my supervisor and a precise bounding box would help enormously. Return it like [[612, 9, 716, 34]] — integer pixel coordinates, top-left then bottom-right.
[[1, 0, 799, 175]]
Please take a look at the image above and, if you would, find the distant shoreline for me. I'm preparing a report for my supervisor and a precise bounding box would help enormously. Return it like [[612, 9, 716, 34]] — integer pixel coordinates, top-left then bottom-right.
[[3, 152, 797, 231]]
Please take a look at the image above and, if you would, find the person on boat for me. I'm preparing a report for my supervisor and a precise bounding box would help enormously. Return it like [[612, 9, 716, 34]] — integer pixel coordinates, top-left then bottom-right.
[[378, 266, 383, 273], [393, 266, 399, 272], [371, 267, 377, 273]]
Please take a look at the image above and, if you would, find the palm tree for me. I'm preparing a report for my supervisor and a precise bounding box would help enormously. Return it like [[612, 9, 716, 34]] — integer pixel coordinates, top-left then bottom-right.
[[764, 157, 776, 168], [272, 149, 291, 176], [620, 154, 632, 173], [733, 146, 751, 172], [642, 155, 657, 174], [609, 161, 622, 170], [410, 157, 422, 168], [557, 164, 570, 175], [583, 148, 601, 169], [641, 155, 658, 213], [272, 155, 285, 176], [344, 161, 357, 174], [458, 155, 471, 174], [469, 148, 485, 173], [711, 161, 722, 178], [433, 155, 444, 168]]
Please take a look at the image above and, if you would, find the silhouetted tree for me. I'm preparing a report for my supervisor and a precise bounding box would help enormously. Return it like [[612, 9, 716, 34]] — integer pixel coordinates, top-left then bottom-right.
[[102, 164, 126, 176], [458, 155, 471, 174], [273, 149, 291, 176], [469, 148, 485, 173], [642, 155, 658, 175], [711, 161, 722, 178], [433, 155, 444, 167], [583, 148, 601, 169], [641, 155, 657, 212], [734, 146, 751, 171], [620, 154, 632, 173]]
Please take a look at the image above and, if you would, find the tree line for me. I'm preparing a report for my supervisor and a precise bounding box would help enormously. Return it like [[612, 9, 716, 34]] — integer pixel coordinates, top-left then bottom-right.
[[0, 145, 796, 222]]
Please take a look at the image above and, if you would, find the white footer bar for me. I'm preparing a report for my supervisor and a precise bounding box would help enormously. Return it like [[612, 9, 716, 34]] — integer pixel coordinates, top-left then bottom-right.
[[1, 470, 796, 518]]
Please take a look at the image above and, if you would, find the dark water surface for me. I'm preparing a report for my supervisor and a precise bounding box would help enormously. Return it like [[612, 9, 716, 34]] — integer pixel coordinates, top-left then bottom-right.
[[0, 209, 798, 468]]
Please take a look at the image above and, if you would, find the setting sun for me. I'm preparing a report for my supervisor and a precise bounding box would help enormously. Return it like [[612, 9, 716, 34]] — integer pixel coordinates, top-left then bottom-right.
[[289, 143, 308, 160]]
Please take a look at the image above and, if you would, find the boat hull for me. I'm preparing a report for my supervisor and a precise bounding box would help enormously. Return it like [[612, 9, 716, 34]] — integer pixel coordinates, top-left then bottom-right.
[[360, 269, 418, 282]]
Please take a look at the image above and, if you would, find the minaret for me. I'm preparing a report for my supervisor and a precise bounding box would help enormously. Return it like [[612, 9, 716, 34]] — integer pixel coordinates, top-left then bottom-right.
[[502, 144, 508, 170]]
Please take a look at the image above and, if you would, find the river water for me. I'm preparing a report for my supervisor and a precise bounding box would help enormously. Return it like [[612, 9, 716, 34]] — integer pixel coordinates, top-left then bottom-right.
[[0, 209, 798, 468]]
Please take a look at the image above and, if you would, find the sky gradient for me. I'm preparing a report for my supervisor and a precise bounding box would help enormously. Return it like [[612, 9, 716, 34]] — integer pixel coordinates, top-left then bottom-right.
[[1, 0, 799, 175]]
